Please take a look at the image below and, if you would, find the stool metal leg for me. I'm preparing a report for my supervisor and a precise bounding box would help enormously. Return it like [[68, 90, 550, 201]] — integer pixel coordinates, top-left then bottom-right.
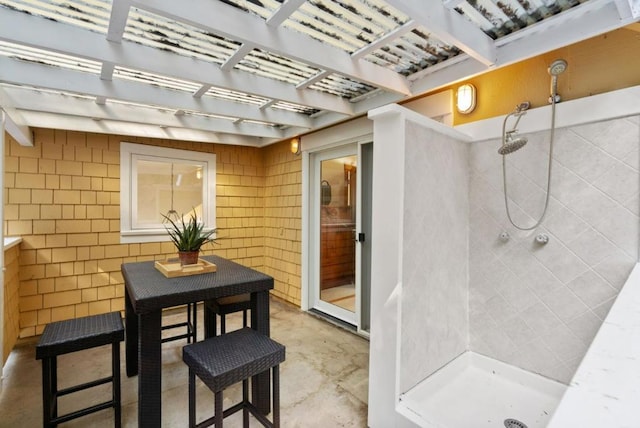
[[42, 357, 52, 428], [51, 357, 58, 421], [242, 310, 247, 328], [273, 366, 280, 428], [193, 303, 198, 342], [214, 391, 223, 428], [187, 303, 198, 343], [112, 342, 122, 428], [220, 314, 226, 335], [242, 379, 249, 428], [187, 304, 193, 344], [189, 369, 196, 428]]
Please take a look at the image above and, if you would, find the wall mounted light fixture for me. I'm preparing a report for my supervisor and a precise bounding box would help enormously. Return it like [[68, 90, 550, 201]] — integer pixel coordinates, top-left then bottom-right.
[[291, 137, 301, 155], [456, 83, 476, 114]]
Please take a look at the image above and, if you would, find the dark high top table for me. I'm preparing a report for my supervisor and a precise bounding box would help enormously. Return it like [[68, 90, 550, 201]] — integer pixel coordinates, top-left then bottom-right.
[[122, 255, 273, 427]]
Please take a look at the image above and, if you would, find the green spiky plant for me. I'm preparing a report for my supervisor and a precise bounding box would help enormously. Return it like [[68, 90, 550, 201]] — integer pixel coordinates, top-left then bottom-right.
[[162, 210, 217, 252]]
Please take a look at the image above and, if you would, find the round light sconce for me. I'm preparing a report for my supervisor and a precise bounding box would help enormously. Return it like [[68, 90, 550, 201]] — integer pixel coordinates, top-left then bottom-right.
[[290, 137, 301, 155], [456, 83, 476, 114]]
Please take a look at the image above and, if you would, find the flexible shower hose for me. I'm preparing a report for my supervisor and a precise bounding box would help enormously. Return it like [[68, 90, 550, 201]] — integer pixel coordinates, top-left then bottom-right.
[[501, 97, 557, 231]]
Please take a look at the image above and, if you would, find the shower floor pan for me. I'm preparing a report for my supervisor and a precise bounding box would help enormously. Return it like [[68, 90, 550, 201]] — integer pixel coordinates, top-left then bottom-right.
[[398, 352, 567, 428]]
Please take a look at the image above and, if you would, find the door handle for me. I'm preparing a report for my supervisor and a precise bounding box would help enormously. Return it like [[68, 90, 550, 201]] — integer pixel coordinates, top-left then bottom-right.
[[355, 232, 365, 243]]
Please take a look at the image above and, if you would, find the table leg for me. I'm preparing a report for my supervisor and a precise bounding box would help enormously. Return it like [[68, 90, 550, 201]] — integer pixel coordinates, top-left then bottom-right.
[[125, 287, 138, 377], [138, 310, 162, 427], [204, 303, 217, 339], [251, 290, 271, 415]]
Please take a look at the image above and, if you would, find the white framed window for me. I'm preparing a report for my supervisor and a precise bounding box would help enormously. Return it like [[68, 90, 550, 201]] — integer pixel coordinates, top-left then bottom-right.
[[120, 142, 216, 244]]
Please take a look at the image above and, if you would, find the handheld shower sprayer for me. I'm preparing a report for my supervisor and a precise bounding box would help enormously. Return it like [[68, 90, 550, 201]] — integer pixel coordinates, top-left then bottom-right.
[[548, 59, 567, 103], [510, 101, 530, 129], [515, 101, 531, 113]]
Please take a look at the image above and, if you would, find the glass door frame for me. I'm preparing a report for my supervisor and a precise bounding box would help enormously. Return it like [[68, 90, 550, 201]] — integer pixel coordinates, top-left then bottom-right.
[[302, 137, 371, 336], [309, 144, 359, 325]]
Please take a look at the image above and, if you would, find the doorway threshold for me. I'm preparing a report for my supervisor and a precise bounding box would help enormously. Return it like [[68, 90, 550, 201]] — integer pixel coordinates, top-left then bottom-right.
[[308, 308, 357, 333]]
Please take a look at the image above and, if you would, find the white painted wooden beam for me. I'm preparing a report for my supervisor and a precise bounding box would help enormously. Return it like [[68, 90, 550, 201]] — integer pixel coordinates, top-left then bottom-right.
[[614, 0, 640, 18], [495, 0, 635, 64], [107, 0, 132, 43], [442, 0, 466, 8], [267, 0, 307, 27], [18, 110, 261, 146], [0, 8, 354, 116], [0, 88, 33, 146], [193, 85, 211, 99], [0, 56, 313, 129], [0, 109, 33, 147], [259, 100, 276, 110], [351, 21, 418, 60], [100, 62, 115, 80], [632, 0, 640, 17], [130, 0, 412, 95], [221, 43, 254, 72], [406, 0, 636, 98], [2, 86, 284, 139], [296, 71, 329, 90], [384, 0, 497, 67], [349, 88, 382, 103], [311, 90, 404, 131]]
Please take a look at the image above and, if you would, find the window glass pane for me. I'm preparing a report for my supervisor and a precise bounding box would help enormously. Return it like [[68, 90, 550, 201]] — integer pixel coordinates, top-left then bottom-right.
[[135, 159, 204, 228], [120, 142, 215, 244]]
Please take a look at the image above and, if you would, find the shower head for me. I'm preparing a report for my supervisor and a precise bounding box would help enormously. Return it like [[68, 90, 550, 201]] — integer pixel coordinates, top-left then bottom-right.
[[548, 59, 567, 76], [548, 59, 568, 102], [498, 136, 528, 155], [515, 101, 530, 114]]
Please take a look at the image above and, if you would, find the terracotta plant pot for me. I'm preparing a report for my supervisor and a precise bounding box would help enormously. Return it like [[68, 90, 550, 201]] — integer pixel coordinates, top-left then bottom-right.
[[178, 251, 199, 266]]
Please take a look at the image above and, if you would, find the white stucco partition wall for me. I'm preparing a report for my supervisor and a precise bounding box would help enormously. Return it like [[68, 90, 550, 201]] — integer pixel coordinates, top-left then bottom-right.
[[367, 105, 414, 428], [367, 104, 471, 427]]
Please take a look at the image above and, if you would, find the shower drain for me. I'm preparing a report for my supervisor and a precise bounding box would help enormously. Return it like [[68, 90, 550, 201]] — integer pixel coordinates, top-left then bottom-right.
[[504, 419, 528, 428]]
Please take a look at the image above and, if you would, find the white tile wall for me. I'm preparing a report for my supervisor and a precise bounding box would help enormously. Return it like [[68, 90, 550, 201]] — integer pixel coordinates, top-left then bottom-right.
[[469, 115, 640, 383], [399, 121, 469, 393]]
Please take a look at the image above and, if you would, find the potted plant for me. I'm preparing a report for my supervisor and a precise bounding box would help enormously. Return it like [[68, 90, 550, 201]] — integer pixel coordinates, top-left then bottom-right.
[[162, 210, 217, 266]]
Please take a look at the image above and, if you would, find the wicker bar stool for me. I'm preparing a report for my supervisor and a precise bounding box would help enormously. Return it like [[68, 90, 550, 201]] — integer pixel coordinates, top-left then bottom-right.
[[182, 327, 285, 428], [162, 303, 197, 343], [35, 311, 124, 428], [204, 294, 251, 338]]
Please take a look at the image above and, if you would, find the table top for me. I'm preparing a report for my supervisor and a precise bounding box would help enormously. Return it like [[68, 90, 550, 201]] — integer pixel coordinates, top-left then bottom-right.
[[122, 255, 273, 314]]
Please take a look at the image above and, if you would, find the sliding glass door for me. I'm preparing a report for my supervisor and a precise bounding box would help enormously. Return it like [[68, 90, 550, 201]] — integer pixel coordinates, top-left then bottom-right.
[[309, 142, 372, 333]]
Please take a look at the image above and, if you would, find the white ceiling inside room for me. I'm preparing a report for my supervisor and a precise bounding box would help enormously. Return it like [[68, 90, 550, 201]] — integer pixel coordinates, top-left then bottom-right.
[[0, 0, 638, 147]]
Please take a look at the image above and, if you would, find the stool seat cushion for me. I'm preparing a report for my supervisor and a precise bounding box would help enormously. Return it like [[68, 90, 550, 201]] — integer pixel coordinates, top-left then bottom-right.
[[36, 312, 124, 359], [183, 327, 285, 392], [205, 294, 251, 315], [216, 294, 250, 306]]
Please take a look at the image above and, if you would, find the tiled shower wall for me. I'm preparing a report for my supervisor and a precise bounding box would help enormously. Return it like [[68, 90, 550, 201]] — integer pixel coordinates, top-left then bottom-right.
[[469, 115, 640, 383], [400, 121, 469, 392]]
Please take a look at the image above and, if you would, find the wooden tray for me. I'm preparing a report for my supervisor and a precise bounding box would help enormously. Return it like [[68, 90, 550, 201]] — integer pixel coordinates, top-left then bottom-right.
[[154, 258, 217, 278]]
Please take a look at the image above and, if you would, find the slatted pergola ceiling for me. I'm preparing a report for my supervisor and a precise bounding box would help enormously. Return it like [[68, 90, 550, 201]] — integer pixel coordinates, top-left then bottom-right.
[[0, 0, 638, 146]]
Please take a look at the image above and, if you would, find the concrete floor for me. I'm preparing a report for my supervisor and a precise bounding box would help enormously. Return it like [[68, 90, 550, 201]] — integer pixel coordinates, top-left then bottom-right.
[[0, 298, 369, 427]]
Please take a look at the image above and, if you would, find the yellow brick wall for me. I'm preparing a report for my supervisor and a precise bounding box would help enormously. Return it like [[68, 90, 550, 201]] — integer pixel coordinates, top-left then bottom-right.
[[6, 129, 268, 337], [262, 141, 302, 306], [3, 244, 20, 364]]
